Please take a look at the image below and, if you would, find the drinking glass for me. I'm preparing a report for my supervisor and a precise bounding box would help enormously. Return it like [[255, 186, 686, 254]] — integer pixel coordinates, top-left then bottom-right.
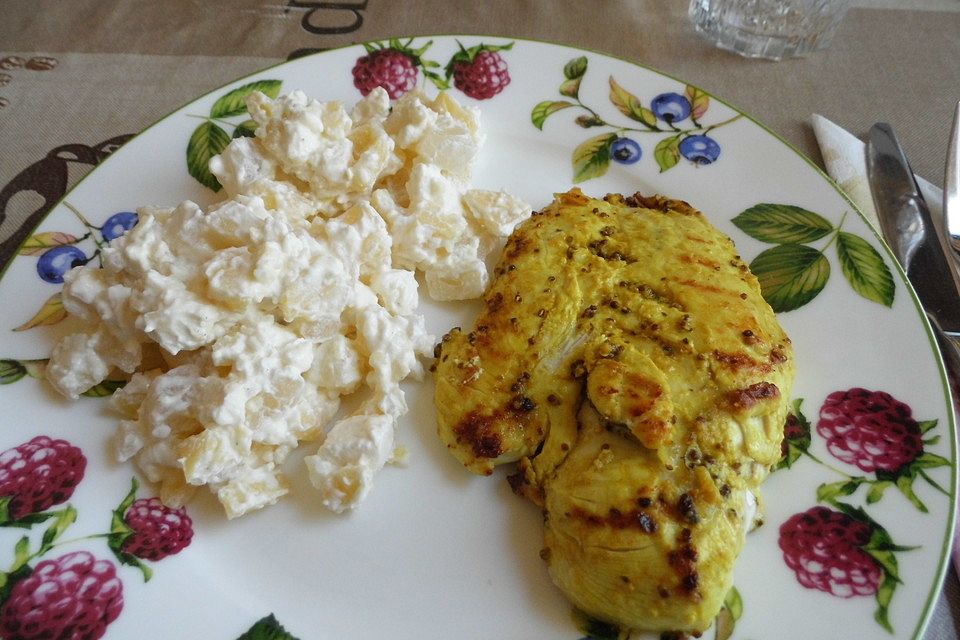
[[688, 0, 851, 61]]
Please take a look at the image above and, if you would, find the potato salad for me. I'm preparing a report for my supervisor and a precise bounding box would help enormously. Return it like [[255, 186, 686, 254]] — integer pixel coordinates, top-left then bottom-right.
[[45, 87, 530, 518]]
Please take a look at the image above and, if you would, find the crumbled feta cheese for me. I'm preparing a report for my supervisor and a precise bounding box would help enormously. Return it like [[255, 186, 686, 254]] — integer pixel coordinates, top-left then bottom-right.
[[46, 85, 531, 518]]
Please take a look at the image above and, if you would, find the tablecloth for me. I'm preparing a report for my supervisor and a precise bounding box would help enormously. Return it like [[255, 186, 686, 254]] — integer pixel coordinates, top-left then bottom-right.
[[2, 1, 960, 637]]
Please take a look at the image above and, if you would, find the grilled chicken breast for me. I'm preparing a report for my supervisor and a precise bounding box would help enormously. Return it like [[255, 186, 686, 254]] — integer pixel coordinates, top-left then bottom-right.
[[433, 189, 794, 634]]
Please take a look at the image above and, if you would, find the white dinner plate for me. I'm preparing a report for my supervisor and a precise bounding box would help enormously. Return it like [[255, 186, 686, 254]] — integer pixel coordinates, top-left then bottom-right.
[[0, 36, 954, 640]]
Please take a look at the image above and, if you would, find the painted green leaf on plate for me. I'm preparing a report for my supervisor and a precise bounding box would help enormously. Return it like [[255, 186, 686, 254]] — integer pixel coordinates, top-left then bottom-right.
[[237, 614, 300, 640], [749, 244, 830, 312], [0, 559, 30, 605], [608, 77, 656, 127], [732, 203, 834, 244], [559, 78, 581, 98], [0, 498, 57, 528], [817, 478, 862, 504], [187, 121, 231, 192], [210, 79, 281, 118], [531, 100, 574, 130], [893, 473, 928, 512], [233, 119, 258, 139], [560, 56, 587, 97], [13, 536, 30, 567], [715, 586, 744, 640], [571, 608, 619, 640], [14, 293, 67, 331], [106, 478, 153, 582], [918, 419, 939, 434], [830, 500, 915, 634], [564, 56, 588, 80], [685, 84, 710, 120], [0, 360, 27, 385], [913, 451, 951, 468], [81, 379, 127, 397], [572, 133, 616, 183], [109, 477, 140, 537], [37, 506, 77, 557], [724, 586, 744, 621], [654, 134, 681, 173], [873, 571, 898, 633], [835, 231, 895, 306], [863, 527, 905, 633], [866, 480, 893, 504], [19, 232, 79, 256], [776, 401, 812, 471]]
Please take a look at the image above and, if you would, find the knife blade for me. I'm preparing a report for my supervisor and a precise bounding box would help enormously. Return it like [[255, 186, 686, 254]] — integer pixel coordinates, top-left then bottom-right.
[[946, 101, 960, 260], [866, 122, 960, 336]]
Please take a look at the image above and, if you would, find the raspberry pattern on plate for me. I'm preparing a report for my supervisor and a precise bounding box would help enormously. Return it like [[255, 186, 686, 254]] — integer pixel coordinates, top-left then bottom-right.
[[0, 436, 192, 639], [775, 390, 950, 634]]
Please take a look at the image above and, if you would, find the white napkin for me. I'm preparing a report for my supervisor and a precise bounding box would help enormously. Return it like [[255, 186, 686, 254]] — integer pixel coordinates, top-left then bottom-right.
[[811, 114, 959, 573], [810, 113, 943, 230]]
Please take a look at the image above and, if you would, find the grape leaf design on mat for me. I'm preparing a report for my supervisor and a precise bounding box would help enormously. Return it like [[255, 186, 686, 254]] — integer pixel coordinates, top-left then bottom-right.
[[186, 79, 282, 191], [732, 204, 895, 312], [531, 56, 741, 181]]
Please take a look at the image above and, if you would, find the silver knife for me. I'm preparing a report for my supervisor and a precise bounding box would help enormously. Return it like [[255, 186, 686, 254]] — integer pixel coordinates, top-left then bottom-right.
[[946, 101, 960, 259], [866, 122, 960, 373]]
